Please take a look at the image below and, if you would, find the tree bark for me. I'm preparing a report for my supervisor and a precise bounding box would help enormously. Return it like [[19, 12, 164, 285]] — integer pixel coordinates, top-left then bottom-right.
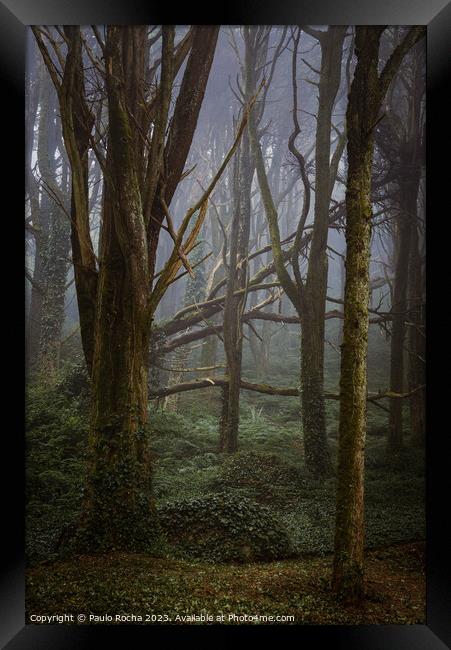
[[26, 70, 52, 370], [407, 180, 425, 446], [79, 27, 153, 550], [164, 344, 191, 412], [387, 47, 424, 453], [33, 25, 221, 551], [387, 166, 415, 453], [332, 27, 383, 603], [300, 26, 346, 478], [332, 25, 424, 603], [220, 131, 253, 452], [407, 220, 425, 447], [38, 103, 71, 376], [219, 28, 264, 452], [59, 27, 98, 375], [147, 26, 219, 282]]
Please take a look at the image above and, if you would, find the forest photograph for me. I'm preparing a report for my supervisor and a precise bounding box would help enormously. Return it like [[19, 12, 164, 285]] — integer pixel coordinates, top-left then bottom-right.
[[25, 24, 426, 625]]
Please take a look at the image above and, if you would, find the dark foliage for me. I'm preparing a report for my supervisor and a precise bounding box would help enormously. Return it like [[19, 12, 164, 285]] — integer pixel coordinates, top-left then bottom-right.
[[158, 492, 294, 562]]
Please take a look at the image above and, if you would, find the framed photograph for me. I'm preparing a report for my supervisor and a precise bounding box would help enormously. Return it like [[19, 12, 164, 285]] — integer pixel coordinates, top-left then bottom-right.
[[2, 0, 450, 647]]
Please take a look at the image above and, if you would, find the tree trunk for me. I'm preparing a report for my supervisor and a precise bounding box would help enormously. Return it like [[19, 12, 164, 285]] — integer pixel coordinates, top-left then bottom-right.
[[164, 340, 191, 412], [34, 25, 221, 551], [27, 70, 53, 371], [332, 24, 424, 603], [82, 221, 152, 549], [149, 327, 168, 410], [78, 27, 153, 549], [387, 171, 414, 453], [55, 27, 98, 376], [387, 48, 424, 453], [300, 26, 345, 478], [407, 198, 425, 447], [332, 27, 383, 603], [25, 44, 41, 373], [219, 29, 259, 452], [147, 26, 219, 282], [38, 107, 71, 376], [300, 301, 331, 477], [220, 132, 253, 452], [38, 204, 71, 375], [200, 327, 219, 373]]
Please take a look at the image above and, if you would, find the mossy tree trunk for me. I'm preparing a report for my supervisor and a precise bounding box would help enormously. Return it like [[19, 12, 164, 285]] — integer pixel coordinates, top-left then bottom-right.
[[332, 28, 381, 603], [332, 25, 424, 603], [34, 25, 220, 550], [78, 26, 154, 549]]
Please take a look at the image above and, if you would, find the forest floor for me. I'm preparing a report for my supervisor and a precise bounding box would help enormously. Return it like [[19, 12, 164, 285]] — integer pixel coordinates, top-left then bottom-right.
[[26, 542, 425, 625], [25, 342, 426, 626]]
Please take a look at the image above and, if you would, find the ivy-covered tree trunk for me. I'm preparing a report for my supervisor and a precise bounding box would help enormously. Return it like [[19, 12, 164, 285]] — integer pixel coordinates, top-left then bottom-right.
[[39, 207, 71, 375], [164, 344, 190, 412], [38, 115, 71, 376]]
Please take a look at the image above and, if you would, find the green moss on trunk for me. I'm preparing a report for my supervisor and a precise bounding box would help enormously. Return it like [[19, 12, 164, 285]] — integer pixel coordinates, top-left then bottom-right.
[[332, 27, 383, 604]]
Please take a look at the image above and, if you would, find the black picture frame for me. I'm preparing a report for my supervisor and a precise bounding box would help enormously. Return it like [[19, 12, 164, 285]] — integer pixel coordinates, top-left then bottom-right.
[[3, 1, 450, 647]]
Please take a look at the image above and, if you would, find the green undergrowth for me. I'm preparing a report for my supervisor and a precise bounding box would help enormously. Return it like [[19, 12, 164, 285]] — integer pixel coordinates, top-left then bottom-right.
[[26, 366, 89, 562], [158, 492, 294, 562], [25, 348, 424, 565]]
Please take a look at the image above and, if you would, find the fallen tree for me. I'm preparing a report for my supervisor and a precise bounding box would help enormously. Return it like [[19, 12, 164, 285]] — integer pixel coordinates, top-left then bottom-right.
[[149, 376, 425, 404]]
